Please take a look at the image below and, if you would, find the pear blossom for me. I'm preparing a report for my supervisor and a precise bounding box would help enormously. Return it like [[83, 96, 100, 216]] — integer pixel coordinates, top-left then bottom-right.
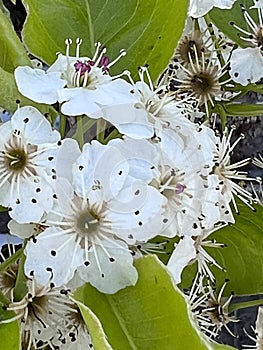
[[210, 127, 258, 212], [24, 139, 165, 293], [15, 39, 136, 119], [230, 3, 263, 85], [149, 125, 218, 236], [188, 0, 237, 18], [0, 272, 76, 350], [167, 225, 227, 284], [102, 66, 191, 139], [50, 302, 94, 349], [0, 106, 61, 223]]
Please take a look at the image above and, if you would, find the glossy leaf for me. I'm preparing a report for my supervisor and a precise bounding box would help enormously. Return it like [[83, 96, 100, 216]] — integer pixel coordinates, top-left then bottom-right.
[[0, 8, 30, 72], [214, 103, 263, 117], [74, 255, 210, 350], [209, 0, 255, 47], [22, 0, 188, 80], [181, 200, 263, 296], [73, 298, 112, 349]]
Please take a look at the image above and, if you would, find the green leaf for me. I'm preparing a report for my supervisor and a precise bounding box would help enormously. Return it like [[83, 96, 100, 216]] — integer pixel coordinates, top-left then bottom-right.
[[209, 0, 255, 47], [0, 205, 8, 212], [72, 298, 112, 349], [0, 8, 30, 72], [0, 66, 49, 113], [0, 292, 20, 350], [74, 255, 210, 350], [214, 103, 263, 117], [181, 200, 263, 296], [22, 0, 188, 80]]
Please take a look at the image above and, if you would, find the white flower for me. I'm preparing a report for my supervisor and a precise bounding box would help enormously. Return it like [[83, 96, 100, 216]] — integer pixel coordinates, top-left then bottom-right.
[[103, 66, 187, 139], [0, 272, 76, 350], [230, 4, 263, 85], [48, 300, 94, 350], [24, 139, 165, 293], [15, 39, 136, 119], [167, 225, 227, 284], [188, 0, 237, 18], [149, 125, 217, 236], [0, 106, 61, 223], [211, 127, 257, 212]]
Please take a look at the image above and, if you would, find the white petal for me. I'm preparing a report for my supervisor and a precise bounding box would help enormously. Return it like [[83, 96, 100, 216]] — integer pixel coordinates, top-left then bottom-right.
[[59, 79, 135, 117], [11, 106, 61, 144], [109, 184, 166, 241], [9, 177, 54, 223], [77, 240, 138, 294], [116, 118, 154, 139], [24, 227, 83, 287], [14, 66, 66, 104], [8, 220, 40, 239], [59, 88, 102, 117], [55, 138, 81, 183], [108, 137, 159, 183], [188, 0, 236, 17], [230, 47, 263, 85], [73, 140, 129, 199], [167, 236, 196, 284], [250, 0, 263, 8]]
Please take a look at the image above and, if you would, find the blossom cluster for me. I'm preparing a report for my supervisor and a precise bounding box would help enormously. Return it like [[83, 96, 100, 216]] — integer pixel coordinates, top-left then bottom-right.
[[1, 0, 263, 348]]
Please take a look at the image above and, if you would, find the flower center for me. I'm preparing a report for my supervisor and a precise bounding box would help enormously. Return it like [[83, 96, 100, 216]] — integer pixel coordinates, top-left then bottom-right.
[[4, 148, 28, 172], [27, 295, 49, 325], [190, 71, 216, 96], [65, 39, 126, 89], [155, 167, 186, 200], [75, 208, 101, 239]]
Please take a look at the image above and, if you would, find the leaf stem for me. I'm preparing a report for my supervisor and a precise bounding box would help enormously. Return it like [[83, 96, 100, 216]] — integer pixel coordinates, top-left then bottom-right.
[[229, 298, 263, 313], [96, 118, 106, 143], [59, 114, 67, 138], [74, 117, 85, 148], [102, 128, 122, 144]]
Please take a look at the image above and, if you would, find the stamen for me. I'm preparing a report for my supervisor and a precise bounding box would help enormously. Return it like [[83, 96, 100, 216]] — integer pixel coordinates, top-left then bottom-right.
[[108, 49, 126, 68], [75, 38, 82, 58], [65, 38, 73, 57]]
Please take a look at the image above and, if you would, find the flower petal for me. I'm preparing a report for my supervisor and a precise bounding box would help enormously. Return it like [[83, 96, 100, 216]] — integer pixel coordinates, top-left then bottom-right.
[[15, 66, 66, 104], [230, 47, 263, 85]]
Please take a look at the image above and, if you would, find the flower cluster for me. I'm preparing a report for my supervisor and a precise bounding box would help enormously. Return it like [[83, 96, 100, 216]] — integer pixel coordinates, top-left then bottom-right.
[[1, 0, 262, 347], [0, 36, 254, 296]]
